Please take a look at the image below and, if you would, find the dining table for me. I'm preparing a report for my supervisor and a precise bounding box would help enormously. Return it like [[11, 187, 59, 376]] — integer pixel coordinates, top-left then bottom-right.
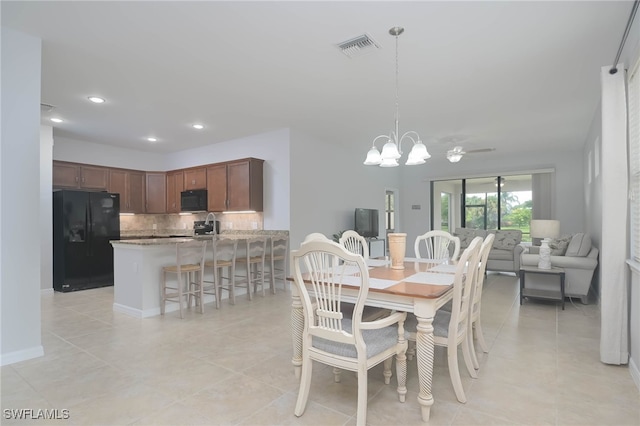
[[290, 257, 459, 422]]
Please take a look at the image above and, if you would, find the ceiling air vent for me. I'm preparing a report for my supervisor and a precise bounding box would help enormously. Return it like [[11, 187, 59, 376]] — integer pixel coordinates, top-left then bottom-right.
[[337, 33, 381, 59], [40, 103, 56, 113]]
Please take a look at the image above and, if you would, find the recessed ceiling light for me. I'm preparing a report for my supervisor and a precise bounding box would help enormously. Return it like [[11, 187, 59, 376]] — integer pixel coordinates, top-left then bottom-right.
[[147, 137, 157, 142], [192, 124, 204, 130], [50, 118, 63, 123], [88, 96, 105, 104]]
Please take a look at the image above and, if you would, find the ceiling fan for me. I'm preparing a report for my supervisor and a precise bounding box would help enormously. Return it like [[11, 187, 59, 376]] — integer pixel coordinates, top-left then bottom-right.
[[446, 146, 495, 163]]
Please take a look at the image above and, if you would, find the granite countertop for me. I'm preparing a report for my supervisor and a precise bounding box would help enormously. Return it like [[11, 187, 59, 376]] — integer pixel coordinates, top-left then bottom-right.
[[112, 230, 289, 246]]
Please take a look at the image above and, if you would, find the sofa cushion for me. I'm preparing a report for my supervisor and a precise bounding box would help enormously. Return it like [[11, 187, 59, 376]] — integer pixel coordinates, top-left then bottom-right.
[[565, 233, 592, 257], [454, 228, 486, 249], [548, 235, 572, 255], [487, 249, 514, 261], [490, 229, 522, 250]]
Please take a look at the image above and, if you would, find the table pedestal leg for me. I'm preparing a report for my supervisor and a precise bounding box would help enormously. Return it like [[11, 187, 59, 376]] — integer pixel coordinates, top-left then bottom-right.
[[291, 288, 303, 379], [416, 315, 435, 422]]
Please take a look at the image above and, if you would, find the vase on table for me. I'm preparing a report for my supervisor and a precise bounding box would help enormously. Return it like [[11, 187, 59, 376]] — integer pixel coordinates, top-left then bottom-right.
[[388, 233, 407, 270]]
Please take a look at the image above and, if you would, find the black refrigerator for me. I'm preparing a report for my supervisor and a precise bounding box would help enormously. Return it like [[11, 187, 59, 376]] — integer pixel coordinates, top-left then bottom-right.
[[53, 190, 120, 292]]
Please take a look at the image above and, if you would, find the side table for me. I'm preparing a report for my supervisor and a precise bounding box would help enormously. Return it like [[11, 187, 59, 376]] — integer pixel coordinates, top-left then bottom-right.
[[519, 266, 565, 310]]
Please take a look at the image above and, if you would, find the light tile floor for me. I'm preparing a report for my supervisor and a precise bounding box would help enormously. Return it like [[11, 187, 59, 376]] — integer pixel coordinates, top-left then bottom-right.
[[2, 273, 639, 425]]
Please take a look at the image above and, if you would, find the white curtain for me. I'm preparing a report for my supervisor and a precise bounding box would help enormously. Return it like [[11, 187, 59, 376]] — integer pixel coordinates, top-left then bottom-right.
[[600, 65, 630, 365], [532, 172, 555, 220]]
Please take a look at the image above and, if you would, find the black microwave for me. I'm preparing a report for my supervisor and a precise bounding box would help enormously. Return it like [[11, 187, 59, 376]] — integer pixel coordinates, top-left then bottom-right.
[[181, 190, 207, 212]]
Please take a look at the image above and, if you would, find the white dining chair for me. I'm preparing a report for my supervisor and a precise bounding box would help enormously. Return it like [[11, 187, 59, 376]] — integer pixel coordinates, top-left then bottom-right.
[[203, 237, 237, 307], [264, 235, 289, 293], [291, 239, 408, 426], [404, 236, 482, 403], [160, 240, 207, 319], [339, 230, 369, 260], [235, 236, 268, 299], [414, 230, 461, 261], [468, 232, 495, 370]]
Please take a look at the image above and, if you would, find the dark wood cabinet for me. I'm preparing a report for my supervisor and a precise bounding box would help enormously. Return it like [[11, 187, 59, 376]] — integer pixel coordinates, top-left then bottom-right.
[[206, 164, 228, 212], [109, 169, 145, 213], [206, 158, 263, 212], [53, 157, 263, 215], [166, 171, 184, 213], [53, 161, 108, 190], [183, 167, 207, 190], [145, 172, 166, 214]]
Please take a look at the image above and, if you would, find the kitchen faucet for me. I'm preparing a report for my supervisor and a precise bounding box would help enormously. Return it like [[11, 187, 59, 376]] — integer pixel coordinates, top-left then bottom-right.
[[204, 212, 217, 235]]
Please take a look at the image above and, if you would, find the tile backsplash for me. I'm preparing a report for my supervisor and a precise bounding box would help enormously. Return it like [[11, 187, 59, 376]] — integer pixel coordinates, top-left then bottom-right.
[[120, 212, 264, 234]]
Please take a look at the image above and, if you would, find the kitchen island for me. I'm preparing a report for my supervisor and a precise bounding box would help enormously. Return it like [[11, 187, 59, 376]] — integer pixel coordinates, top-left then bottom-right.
[[110, 231, 288, 318]]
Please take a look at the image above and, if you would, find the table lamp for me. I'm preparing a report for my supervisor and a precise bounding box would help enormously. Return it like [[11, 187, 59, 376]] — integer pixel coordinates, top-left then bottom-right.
[[530, 220, 560, 269]]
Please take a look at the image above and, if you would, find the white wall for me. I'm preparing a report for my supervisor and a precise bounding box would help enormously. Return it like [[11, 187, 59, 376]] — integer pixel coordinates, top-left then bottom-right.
[[1, 28, 44, 365], [288, 128, 401, 251], [41, 126, 53, 291], [53, 136, 166, 171], [398, 149, 584, 251], [53, 129, 291, 232], [166, 128, 291, 231]]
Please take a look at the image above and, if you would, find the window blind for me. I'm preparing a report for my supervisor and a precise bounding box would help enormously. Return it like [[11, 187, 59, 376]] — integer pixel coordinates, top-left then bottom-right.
[[629, 58, 640, 262]]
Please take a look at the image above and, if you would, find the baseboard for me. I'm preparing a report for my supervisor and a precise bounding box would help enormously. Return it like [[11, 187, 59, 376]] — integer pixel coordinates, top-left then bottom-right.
[[630, 356, 640, 392], [113, 294, 222, 319], [41, 288, 54, 296], [1, 345, 44, 366]]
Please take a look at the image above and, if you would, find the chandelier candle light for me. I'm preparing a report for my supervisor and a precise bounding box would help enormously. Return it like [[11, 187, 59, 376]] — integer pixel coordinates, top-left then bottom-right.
[[363, 27, 431, 167]]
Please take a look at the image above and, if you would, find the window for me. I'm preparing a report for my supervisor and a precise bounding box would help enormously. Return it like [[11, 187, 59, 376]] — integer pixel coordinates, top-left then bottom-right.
[[431, 175, 534, 241], [629, 57, 640, 262], [385, 190, 395, 232]]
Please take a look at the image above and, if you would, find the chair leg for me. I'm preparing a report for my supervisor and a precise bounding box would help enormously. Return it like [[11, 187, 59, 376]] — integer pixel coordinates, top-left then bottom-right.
[[448, 344, 466, 403], [475, 318, 489, 353], [161, 271, 167, 315], [356, 366, 368, 426], [294, 353, 313, 417], [462, 332, 477, 379], [468, 326, 480, 371], [395, 351, 408, 403], [333, 367, 341, 383], [383, 358, 392, 384], [178, 273, 185, 319], [198, 270, 204, 314]]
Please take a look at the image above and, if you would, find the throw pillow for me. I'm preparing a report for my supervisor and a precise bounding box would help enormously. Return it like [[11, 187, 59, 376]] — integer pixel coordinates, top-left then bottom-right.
[[548, 235, 572, 256], [492, 230, 523, 250], [454, 228, 476, 249], [565, 233, 592, 257]]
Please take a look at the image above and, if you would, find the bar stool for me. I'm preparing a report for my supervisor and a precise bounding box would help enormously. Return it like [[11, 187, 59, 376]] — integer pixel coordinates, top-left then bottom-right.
[[265, 235, 289, 293], [235, 236, 268, 300], [161, 240, 207, 319], [203, 237, 238, 307]]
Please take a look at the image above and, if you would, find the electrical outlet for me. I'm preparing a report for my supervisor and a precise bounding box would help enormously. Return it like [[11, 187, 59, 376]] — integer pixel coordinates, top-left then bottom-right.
[[228, 222, 233, 229], [152, 224, 157, 230], [252, 222, 258, 229]]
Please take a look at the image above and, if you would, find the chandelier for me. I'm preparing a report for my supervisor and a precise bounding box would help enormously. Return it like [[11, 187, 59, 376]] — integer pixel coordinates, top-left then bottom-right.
[[363, 27, 430, 167]]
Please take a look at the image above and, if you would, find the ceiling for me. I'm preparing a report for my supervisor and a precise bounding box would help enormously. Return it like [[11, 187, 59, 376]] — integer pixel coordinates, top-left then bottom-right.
[[1, 1, 633, 160]]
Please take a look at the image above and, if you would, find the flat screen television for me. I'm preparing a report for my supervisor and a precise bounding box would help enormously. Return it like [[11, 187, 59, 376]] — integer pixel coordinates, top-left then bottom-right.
[[354, 208, 379, 238]]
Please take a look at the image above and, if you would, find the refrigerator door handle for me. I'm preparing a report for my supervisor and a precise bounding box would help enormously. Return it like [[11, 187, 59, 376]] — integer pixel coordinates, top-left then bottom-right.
[[87, 201, 93, 256]]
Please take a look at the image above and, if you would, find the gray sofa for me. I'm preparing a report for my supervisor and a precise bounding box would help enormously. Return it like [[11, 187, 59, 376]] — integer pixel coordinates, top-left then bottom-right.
[[453, 228, 524, 273], [520, 233, 598, 304]]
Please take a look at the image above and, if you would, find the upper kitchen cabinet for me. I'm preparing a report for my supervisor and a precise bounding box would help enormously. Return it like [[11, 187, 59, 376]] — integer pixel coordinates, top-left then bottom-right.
[[166, 171, 184, 213], [207, 158, 264, 212], [53, 161, 108, 190], [145, 172, 166, 214], [183, 167, 207, 190], [108, 169, 145, 214]]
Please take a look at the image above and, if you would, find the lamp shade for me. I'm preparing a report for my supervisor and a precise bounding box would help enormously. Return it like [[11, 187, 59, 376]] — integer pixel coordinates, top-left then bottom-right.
[[380, 141, 401, 160], [364, 147, 382, 165], [530, 220, 560, 239]]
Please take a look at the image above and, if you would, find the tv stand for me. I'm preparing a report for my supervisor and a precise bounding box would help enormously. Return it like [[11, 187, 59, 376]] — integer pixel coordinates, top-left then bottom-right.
[[366, 237, 386, 258]]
